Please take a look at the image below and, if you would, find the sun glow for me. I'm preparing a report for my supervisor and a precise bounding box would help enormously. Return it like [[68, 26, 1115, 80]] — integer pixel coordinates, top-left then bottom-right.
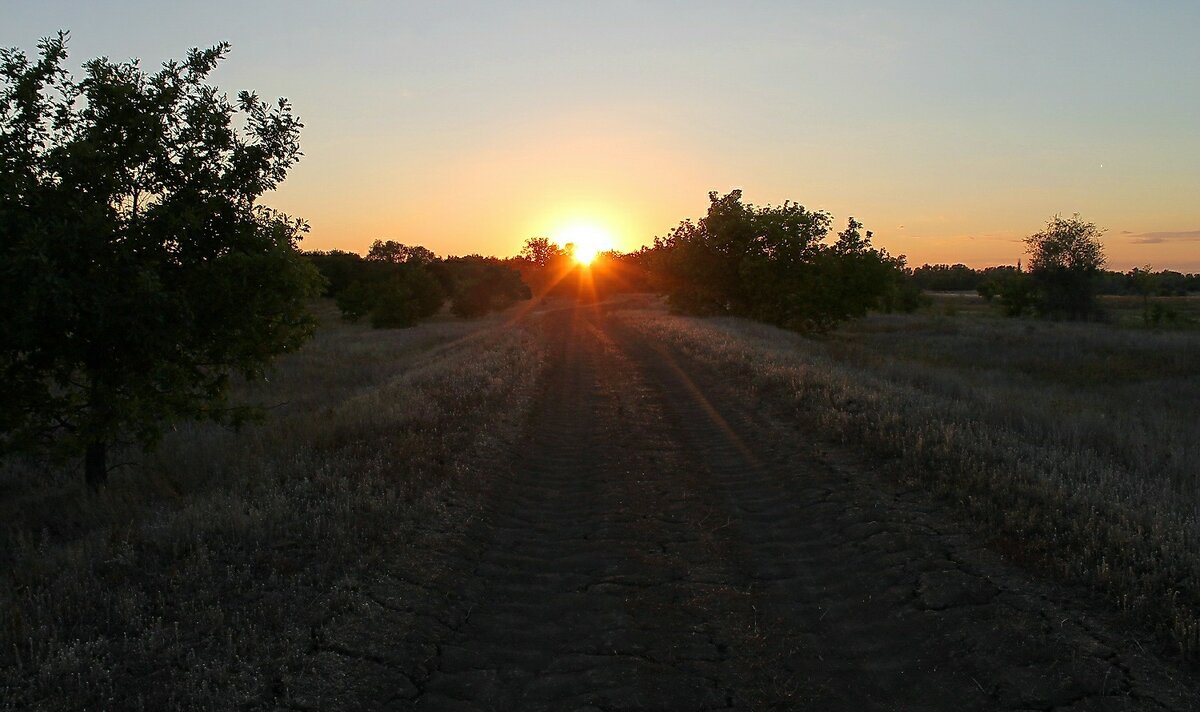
[[554, 223, 615, 266]]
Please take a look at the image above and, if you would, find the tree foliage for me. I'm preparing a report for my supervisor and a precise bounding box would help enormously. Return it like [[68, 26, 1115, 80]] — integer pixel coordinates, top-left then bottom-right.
[[983, 269, 1037, 317], [305, 249, 365, 297], [1024, 214, 1107, 320], [646, 191, 912, 332], [912, 263, 985, 292], [369, 266, 446, 328], [308, 246, 530, 325], [510, 237, 577, 297], [367, 239, 436, 266], [0, 34, 322, 486], [518, 236, 568, 269], [438, 256, 531, 317]]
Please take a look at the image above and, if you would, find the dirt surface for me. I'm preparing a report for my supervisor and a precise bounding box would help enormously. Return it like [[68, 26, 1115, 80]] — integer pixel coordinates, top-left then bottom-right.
[[293, 303, 1199, 710]]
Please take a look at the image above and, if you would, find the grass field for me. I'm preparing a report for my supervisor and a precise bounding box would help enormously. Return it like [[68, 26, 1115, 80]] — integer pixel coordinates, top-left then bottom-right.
[[4, 294, 1199, 707], [925, 290, 1200, 327], [621, 297, 1200, 657], [0, 303, 545, 710]]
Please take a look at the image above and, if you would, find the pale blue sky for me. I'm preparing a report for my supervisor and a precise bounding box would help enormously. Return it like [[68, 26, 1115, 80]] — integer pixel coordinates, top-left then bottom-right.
[[5, 1, 1199, 268]]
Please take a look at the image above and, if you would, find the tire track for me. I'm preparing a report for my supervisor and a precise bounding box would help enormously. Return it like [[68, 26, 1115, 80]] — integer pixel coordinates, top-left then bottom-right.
[[408, 306, 769, 710]]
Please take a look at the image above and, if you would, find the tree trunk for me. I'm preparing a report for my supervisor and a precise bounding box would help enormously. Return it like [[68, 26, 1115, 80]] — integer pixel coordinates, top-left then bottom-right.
[[85, 441, 108, 489]]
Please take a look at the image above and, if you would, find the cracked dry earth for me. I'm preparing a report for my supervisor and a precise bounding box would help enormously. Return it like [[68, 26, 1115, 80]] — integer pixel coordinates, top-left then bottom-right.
[[294, 303, 1199, 711]]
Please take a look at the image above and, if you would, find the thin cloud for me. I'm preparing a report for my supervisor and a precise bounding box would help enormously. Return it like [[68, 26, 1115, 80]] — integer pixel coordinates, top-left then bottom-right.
[[1127, 229, 1200, 244]]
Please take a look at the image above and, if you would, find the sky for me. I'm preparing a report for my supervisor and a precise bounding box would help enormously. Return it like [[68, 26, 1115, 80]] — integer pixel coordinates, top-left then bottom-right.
[[4, 1, 1200, 270]]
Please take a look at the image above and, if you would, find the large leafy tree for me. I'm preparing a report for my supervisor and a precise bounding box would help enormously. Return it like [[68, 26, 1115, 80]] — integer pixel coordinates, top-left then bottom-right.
[[655, 191, 907, 331], [0, 33, 322, 486], [1025, 213, 1107, 320], [513, 236, 573, 296], [518, 237, 568, 269]]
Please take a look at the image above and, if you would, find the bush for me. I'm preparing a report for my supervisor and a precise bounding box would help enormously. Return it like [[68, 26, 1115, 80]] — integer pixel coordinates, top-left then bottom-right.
[[437, 257, 530, 318], [312, 247, 449, 328], [653, 192, 909, 332], [335, 280, 376, 322], [370, 268, 445, 328], [1025, 214, 1107, 320], [988, 271, 1037, 317]]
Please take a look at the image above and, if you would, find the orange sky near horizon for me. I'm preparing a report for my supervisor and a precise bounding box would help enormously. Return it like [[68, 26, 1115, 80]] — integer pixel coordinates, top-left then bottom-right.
[[7, 2, 1199, 273], [271, 115, 1200, 272]]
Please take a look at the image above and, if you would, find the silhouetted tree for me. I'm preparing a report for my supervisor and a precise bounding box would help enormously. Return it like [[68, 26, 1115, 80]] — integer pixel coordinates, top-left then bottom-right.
[[306, 250, 366, 296], [1128, 265, 1158, 314], [512, 237, 577, 297], [335, 279, 378, 322], [367, 239, 437, 266], [654, 191, 909, 331], [912, 263, 983, 292], [437, 256, 530, 317], [519, 236, 566, 268], [312, 246, 446, 327], [992, 271, 1037, 317], [369, 266, 446, 328], [1025, 214, 1107, 320], [0, 34, 321, 487]]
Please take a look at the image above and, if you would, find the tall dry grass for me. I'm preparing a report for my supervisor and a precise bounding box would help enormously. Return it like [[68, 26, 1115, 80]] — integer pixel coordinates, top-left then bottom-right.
[[620, 305, 1200, 657], [0, 302, 545, 710]]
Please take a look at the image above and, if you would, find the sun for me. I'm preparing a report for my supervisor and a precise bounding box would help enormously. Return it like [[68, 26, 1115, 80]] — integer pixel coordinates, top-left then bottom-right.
[[554, 223, 615, 266]]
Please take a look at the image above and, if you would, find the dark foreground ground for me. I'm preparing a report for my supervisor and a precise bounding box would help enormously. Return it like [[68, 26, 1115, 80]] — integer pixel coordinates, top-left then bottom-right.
[[293, 302, 1198, 711]]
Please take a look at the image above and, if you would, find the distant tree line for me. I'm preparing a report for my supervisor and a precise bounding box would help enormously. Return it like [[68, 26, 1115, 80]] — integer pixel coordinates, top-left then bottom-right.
[[913, 262, 1200, 296], [305, 239, 529, 328], [314, 211, 1194, 336], [627, 191, 921, 332], [917, 215, 1198, 323], [508, 237, 578, 298], [506, 236, 655, 299]]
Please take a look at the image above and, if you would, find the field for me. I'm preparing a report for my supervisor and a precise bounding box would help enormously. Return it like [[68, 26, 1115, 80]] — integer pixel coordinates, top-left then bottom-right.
[[640, 296, 1200, 648], [925, 291, 1200, 327], [3, 296, 1199, 709], [0, 303, 547, 709]]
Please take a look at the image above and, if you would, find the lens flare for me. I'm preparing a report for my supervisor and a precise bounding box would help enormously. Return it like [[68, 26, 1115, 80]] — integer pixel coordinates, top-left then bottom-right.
[[554, 223, 614, 266]]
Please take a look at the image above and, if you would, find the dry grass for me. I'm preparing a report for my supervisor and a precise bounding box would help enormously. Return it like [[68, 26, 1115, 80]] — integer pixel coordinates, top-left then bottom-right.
[[0, 302, 546, 710], [5, 293, 1196, 707], [620, 302, 1200, 658]]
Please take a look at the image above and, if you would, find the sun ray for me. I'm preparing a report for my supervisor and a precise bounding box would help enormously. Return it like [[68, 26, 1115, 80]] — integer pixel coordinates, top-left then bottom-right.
[[554, 223, 615, 266]]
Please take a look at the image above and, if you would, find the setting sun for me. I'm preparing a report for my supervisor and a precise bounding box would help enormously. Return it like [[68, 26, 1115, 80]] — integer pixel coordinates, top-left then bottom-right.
[[554, 223, 615, 266]]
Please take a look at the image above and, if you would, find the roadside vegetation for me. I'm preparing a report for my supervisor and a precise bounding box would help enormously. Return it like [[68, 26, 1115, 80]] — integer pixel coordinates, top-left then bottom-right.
[[620, 298, 1200, 657], [306, 240, 530, 328], [0, 303, 545, 709], [629, 190, 921, 332]]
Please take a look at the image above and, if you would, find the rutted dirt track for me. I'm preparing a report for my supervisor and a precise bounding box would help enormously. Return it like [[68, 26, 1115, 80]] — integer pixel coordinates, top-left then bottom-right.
[[300, 303, 1199, 710]]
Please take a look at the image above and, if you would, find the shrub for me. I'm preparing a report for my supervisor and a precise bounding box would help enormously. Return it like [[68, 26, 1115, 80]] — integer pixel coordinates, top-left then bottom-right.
[[1025, 214, 1107, 320], [653, 192, 908, 332]]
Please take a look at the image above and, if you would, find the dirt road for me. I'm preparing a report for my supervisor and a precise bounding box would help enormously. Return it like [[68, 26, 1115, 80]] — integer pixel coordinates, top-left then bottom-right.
[[298, 303, 1198, 710]]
